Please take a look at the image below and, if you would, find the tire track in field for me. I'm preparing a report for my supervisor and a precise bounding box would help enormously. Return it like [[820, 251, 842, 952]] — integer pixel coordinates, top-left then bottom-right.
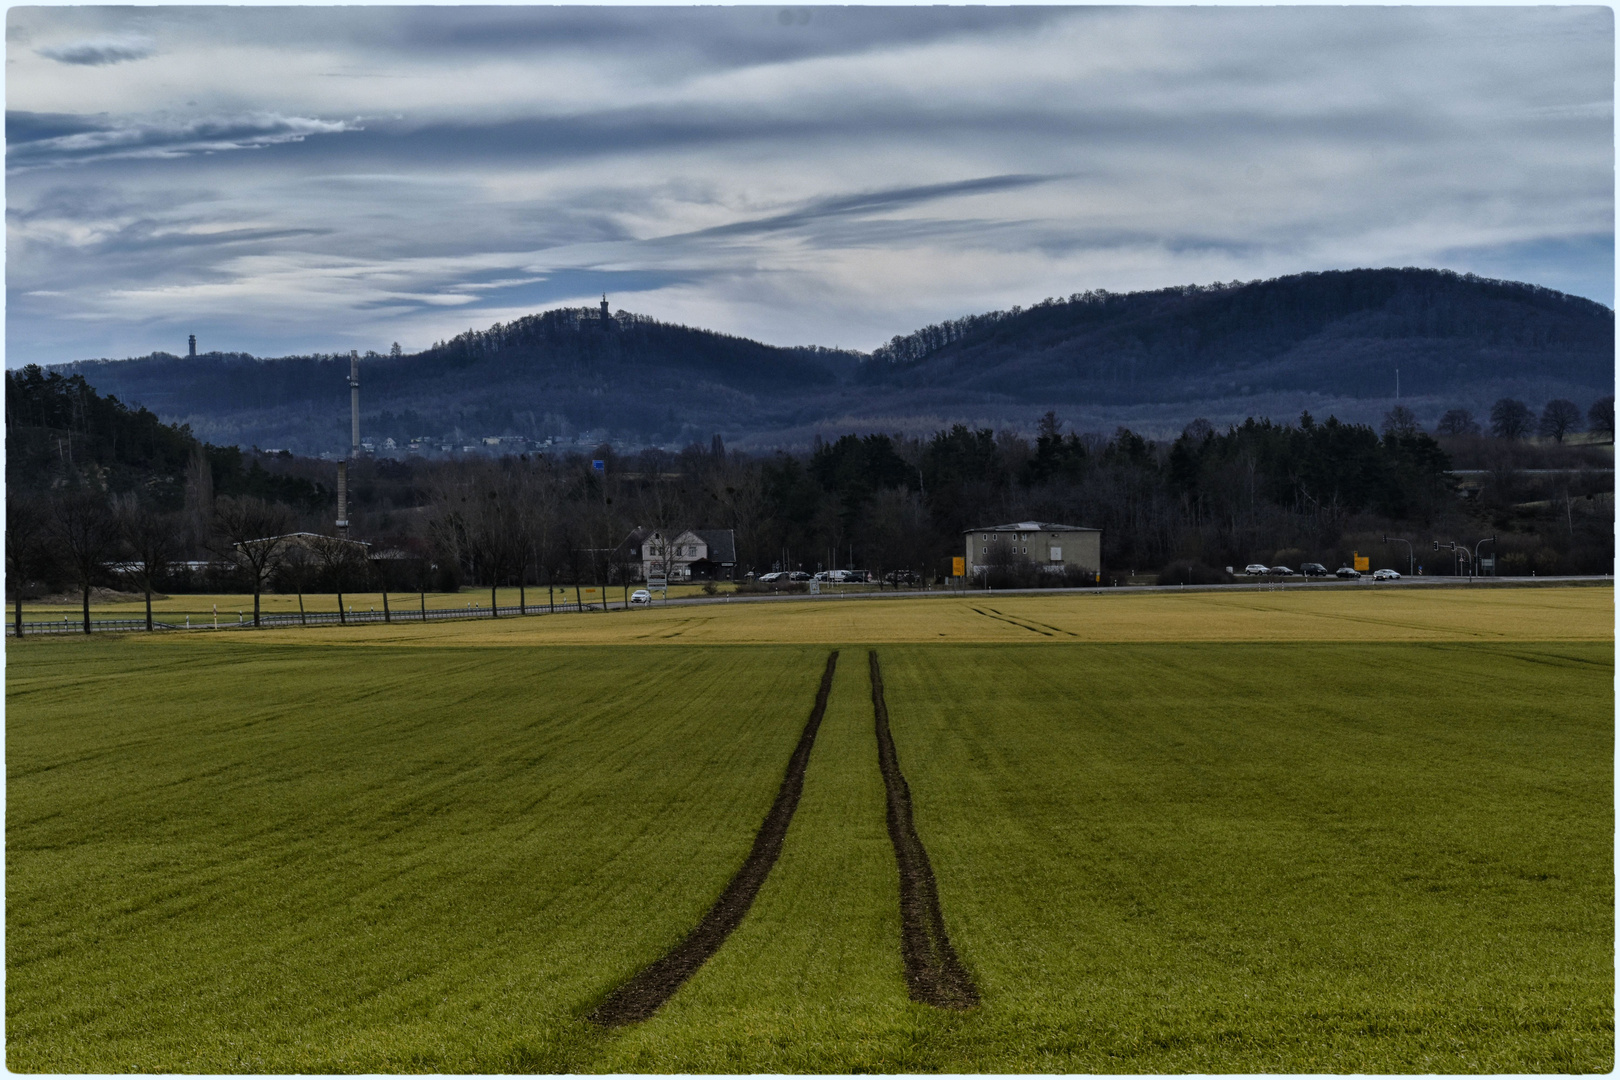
[[868, 651, 980, 1010], [588, 650, 839, 1026], [971, 606, 1052, 636], [985, 606, 1081, 638]]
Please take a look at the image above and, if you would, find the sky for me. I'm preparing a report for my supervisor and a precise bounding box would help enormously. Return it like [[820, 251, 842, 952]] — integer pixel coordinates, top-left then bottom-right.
[[5, 5, 1614, 366]]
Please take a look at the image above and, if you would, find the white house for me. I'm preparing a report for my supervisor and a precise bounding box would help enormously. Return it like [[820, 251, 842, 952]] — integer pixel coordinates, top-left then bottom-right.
[[622, 528, 738, 582]]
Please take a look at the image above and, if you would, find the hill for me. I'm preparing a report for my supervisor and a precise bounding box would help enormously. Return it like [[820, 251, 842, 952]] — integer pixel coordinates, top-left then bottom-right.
[[46, 268, 1614, 451]]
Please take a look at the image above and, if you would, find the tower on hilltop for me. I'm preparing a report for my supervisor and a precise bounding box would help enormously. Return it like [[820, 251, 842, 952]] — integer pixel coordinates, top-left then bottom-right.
[[188, 334, 196, 357], [600, 294, 612, 328]]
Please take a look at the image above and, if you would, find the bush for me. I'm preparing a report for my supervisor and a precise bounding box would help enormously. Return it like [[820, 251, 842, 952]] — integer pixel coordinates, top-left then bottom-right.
[[980, 561, 1098, 589], [1157, 561, 1234, 586]]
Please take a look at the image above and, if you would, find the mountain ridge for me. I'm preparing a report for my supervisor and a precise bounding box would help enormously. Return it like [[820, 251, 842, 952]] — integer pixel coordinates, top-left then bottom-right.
[[42, 267, 1614, 452]]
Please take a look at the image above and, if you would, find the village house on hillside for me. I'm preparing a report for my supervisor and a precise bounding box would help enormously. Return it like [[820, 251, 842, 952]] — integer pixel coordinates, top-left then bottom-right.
[[622, 528, 737, 582], [965, 521, 1101, 579]]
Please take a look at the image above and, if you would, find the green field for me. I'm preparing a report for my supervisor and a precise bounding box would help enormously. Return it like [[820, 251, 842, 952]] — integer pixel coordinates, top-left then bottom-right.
[[7, 588, 1613, 1071]]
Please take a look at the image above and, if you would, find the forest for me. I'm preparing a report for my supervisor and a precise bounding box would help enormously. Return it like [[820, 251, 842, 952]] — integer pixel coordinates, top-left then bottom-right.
[[8, 362, 1612, 632]]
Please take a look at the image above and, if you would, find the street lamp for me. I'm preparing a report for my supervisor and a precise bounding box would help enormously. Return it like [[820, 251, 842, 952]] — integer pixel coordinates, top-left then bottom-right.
[[1382, 535, 1414, 576], [1474, 535, 1497, 578]]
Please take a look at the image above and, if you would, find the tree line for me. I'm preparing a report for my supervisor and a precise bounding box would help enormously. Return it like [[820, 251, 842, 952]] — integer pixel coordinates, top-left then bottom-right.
[[8, 364, 1613, 634]]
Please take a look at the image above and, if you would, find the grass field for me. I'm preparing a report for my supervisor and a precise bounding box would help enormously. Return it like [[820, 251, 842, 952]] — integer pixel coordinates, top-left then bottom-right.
[[7, 585, 1613, 1071], [16, 579, 922, 624], [18, 582, 717, 624]]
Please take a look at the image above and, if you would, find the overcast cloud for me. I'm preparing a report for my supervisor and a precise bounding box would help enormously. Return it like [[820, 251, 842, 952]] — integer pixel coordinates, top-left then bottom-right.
[[6, 5, 1613, 365]]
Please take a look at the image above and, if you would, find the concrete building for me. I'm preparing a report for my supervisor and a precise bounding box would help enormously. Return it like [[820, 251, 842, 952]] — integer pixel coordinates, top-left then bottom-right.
[[965, 521, 1101, 578], [622, 528, 737, 581]]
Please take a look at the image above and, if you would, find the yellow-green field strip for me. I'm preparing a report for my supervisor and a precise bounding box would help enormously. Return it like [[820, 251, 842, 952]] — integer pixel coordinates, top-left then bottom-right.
[[7, 584, 1612, 1071], [589, 652, 839, 1026]]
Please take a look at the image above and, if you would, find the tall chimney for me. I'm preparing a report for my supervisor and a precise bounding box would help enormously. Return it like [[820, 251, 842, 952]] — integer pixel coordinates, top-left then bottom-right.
[[336, 462, 349, 539], [349, 351, 360, 455]]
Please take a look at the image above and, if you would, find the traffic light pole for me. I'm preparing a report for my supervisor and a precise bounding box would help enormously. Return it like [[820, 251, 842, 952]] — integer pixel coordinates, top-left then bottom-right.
[[1383, 535, 1414, 576]]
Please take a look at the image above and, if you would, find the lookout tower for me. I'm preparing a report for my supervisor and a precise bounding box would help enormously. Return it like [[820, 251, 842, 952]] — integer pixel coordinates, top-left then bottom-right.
[[188, 334, 196, 357], [600, 294, 612, 328]]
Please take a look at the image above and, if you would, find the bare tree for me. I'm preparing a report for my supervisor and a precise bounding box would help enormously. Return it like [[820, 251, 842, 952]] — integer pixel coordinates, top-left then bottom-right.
[[1381, 405, 1419, 439], [305, 533, 369, 625], [1489, 398, 1533, 440], [280, 543, 315, 625], [1538, 399, 1583, 444], [1435, 408, 1480, 436], [1589, 396, 1616, 443], [51, 491, 121, 634], [7, 494, 53, 637], [212, 496, 293, 627], [113, 494, 184, 631]]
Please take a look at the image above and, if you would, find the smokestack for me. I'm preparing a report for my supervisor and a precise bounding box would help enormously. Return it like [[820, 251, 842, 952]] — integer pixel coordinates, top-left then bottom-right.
[[336, 462, 349, 538], [348, 351, 360, 455]]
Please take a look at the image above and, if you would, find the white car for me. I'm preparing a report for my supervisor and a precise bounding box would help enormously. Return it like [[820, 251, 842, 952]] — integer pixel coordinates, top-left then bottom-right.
[[1372, 568, 1402, 581], [629, 589, 652, 605], [1244, 564, 1270, 575]]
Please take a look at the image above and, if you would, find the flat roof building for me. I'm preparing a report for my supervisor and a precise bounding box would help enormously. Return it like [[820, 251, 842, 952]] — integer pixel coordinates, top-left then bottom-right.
[[965, 521, 1100, 578]]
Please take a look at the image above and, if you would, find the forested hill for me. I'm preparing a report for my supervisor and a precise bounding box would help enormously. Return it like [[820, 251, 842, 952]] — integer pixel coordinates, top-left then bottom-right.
[[42, 268, 1614, 452], [860, 268, 1613, 402], [54, 307, 866, 453]]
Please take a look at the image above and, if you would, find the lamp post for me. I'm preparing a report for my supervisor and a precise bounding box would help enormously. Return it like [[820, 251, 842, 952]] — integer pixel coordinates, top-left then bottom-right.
[[1382, 535, 1414, 576], [1474, 535, 1497, 578]]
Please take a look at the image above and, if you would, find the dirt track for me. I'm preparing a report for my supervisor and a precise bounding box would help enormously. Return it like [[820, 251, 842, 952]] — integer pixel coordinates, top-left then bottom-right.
[[588, 650, 840, 1026], [868, 650, 980, 1010]]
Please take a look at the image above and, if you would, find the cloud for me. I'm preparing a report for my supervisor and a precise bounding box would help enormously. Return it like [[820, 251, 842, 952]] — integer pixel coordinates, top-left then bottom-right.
[[35, 35, 154, 66], [3, 6, 1611, 367], [664, 175, 1061, 242], [6, 112, 362, 169]]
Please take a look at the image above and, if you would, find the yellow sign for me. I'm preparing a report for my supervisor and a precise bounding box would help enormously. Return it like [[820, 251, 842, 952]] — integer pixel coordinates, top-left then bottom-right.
[[952, 557, 966, 577], [1353, 554, 1369, 572]]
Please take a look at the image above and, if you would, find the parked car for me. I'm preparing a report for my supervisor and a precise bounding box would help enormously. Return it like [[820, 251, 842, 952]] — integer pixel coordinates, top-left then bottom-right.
[[1244, 563, 1270, 575], [629, 589, 652, 605], [788, 571, 812, 582], [1301, 562, 1329, 577], [883, 570, 920, 585], [1334, 566, 1360, 579], [1372, 568, 1402, 581], [757, 571, 786, 583], [1268, 565, 1294, 576]]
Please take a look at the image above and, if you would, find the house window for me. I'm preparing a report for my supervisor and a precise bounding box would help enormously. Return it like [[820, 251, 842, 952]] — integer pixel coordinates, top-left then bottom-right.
[[1050, 546, 1062, 561]]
